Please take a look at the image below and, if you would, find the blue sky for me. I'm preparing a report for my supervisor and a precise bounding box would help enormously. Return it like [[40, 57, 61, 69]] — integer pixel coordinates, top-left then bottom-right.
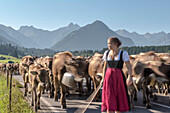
[[0, 0, 170, 34]]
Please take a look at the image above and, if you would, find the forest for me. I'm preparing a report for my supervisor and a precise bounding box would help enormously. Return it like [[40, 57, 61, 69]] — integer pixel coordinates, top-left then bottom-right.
[[0, 44, 170, 58]]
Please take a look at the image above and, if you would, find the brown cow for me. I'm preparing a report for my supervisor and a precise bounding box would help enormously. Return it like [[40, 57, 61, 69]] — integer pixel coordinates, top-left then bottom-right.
[[74, 56, 91, 95], [52, 51, 86, 108], [88, 53, 104, 101], [34, 56, 54, 97], [0, 63, 6, 74], [13, 62, 19, 75], [28, 63, 50, 112], [19, 55, 35, 96], [129, 51, 170, 108], [121, 51, 157, 108]]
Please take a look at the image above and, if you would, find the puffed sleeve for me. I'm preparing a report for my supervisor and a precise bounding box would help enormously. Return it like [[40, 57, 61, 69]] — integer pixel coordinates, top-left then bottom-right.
[[123, 51, 130, 62], [102, 50, 109, 62]]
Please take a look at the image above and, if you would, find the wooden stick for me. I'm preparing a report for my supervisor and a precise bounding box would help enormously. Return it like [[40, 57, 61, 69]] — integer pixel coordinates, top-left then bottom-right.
[[74, 78, 104, 113]]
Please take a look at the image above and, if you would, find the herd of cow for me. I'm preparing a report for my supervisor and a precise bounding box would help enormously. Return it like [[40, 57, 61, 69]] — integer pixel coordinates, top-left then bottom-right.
[[0, 51, 170, 112]]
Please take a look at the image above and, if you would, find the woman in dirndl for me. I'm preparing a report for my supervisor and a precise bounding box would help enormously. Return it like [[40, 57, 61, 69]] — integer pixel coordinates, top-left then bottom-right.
[[101, 37, 133, 113]]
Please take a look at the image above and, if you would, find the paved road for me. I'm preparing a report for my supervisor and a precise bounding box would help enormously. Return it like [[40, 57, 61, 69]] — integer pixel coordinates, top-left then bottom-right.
[[13, 75, 170, 113]]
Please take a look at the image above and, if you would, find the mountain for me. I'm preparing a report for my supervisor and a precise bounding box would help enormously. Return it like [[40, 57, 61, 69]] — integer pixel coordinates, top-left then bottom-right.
[[0, 24, 38, 48], [151, 33, 170, 45], [51, 20, 135, 51], [18, 23, 80, 48], [144, 31, 167, 45], [115, 29, 148, 46], [1, 21, 169, 50], [115, 30, 167, 46], [0, 35, 18, 46], [0, 28, 19, 46]]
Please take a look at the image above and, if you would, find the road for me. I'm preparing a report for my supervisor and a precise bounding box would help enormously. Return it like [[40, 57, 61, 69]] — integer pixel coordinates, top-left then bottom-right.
[[13, 74, 170, 113]]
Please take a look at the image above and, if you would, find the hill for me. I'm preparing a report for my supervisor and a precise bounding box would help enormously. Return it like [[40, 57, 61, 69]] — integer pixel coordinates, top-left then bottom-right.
[[51, 20, 135, 51], [0, 54, 21, 63]]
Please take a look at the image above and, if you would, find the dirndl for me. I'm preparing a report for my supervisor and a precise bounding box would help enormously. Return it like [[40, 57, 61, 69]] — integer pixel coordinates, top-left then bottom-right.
[[101, 67, 129, 112]]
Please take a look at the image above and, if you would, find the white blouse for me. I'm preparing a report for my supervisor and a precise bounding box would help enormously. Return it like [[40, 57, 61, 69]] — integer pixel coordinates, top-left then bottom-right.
[[102, 50, 130, 62]]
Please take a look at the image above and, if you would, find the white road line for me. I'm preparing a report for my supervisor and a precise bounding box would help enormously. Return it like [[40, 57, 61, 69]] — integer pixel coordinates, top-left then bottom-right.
[[151, 102, 170, 109]]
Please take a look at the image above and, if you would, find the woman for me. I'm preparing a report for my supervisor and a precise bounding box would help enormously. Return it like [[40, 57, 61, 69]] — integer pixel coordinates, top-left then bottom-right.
[[101, 37, 133, 113]]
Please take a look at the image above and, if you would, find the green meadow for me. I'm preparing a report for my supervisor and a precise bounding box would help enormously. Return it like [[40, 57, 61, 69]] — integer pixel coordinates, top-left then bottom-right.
[[0, 54, 21, 63]]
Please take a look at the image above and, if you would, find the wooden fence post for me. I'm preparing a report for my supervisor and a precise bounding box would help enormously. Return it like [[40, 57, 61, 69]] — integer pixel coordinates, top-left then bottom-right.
[[9, 71, 12, 111], [7, 69, 9, 87]]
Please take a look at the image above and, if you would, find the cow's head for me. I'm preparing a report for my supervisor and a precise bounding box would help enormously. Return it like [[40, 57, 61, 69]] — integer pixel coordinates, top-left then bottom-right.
[[30, 68, 49, 87], [65, 58, 85, 78]]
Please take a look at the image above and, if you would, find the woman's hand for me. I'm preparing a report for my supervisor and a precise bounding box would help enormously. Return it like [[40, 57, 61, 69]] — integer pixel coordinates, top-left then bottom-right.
[[125, 61, 133, 86], [126, 75, 133, 86]]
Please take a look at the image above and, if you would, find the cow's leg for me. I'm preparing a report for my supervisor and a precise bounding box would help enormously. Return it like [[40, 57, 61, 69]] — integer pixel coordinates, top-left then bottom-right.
[[42, 86, 45, 94], [33, 87, 38, 112], [128, 88, 133, 110], [152, 85, 157, 101], [150, 86, 153, 98], [92, 77, 100, 101], [85, 76, 89, 92], [46, 78, 52, 98], [164, 83, 168, 95], [142, 83, 147, 105], [157, 83, 161, 94], [92, 77, 97, 91], [23, 74, 28, 96], [60, 83, 66, 109], [134, 90, 137, 101], [49, 74, 54, 98], [28, 83, 32, 94], [37, 89, 41, 109], [86, 75, 92, 93], [31, 87, 34, 106], [54, 75, 59, 101], [146, 86, 151, 108], [78, 81, 83, 96], [143, 79, 151, 108]]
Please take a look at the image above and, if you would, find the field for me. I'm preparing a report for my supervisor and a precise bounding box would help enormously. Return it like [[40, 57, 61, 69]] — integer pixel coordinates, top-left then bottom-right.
[[0, 54, 21, 63], [0, 74, 34, 113]]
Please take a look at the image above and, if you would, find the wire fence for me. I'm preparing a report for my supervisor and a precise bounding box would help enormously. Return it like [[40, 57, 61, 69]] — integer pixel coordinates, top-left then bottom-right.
[[0, 72, 34, 113]]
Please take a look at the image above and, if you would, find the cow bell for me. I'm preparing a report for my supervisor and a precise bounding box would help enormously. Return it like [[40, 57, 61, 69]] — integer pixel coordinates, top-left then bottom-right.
[[62, 72, 76, 88]]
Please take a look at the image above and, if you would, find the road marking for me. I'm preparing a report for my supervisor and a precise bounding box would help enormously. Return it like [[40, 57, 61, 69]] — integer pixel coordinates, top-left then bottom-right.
[[151, 102, 170, 109]]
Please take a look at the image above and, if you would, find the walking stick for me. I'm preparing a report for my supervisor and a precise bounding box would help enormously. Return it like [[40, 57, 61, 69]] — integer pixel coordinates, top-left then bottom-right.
[[74, 76, 104, 113]]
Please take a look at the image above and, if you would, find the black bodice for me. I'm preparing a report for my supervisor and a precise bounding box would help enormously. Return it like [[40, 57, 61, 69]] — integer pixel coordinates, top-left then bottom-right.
[[106, 50, 124, 69]]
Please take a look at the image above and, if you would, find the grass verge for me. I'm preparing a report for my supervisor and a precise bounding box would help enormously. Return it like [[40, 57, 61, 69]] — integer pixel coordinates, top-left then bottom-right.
[[0, 74, 34, 113]]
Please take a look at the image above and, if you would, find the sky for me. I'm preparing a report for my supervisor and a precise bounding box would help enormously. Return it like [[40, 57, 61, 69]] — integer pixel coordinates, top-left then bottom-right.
[[0, 0, 170, 34]]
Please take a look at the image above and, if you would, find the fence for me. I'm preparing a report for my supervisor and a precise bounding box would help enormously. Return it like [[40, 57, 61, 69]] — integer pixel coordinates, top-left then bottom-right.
[[0, 70, 34, 113]]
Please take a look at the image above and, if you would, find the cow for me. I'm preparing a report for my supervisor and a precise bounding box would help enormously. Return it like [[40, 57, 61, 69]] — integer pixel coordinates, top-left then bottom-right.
[[74, 56, 91, 95], [121, 51, 158, 108], [13, 62, 19, 75], [34, 56, 54, 98], [52, 51, 86, 109], [144, 58, 170, 100], [28, 63, 50, 112], [19, 55, 36, 96], [41, 56, 54, 97], [0, 63, 6, 74], [128, 51, 170, 108], [88, 53, 104, 101]]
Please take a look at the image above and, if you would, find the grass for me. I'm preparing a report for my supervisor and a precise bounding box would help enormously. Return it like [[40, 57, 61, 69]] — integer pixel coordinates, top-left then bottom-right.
[[0, 74, 34, 113], [0, 54, 21, 63]]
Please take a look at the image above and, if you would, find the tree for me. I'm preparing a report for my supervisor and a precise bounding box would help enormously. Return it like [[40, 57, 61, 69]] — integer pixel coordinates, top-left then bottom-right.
[[12, 50, 18, 58]]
